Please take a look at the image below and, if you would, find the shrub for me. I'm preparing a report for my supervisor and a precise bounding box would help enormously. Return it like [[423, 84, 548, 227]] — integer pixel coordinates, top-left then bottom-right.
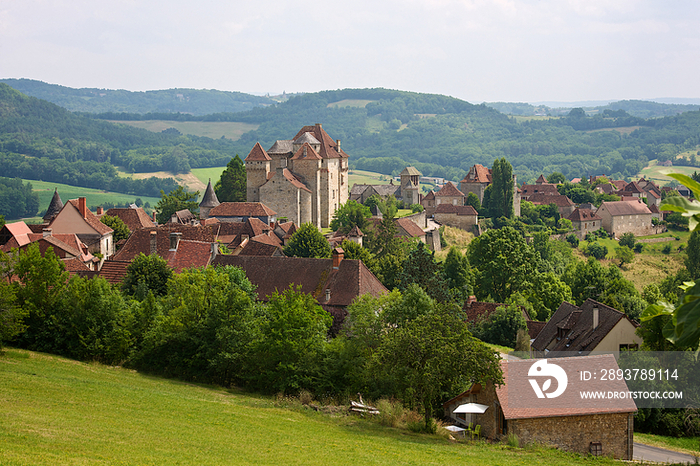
[[634, 242, 644, 253], [662, 244, 672, 254], [506, 432, 520, 448], [375, 399, 407, 428], [583, 242, 608, 259], [565, 234, 579, 248], [619, 232, 636, 249]]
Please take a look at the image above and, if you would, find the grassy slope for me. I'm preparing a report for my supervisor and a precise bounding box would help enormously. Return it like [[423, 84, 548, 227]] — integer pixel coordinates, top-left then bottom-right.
[[0, 348, 619, 466], [634, 433, 700, 456], [637, 160, 699, 186]]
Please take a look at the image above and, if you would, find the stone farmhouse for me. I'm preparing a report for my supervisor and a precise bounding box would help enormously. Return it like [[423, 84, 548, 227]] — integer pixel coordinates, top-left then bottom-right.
[[245, 124, 349, 228], [566, 208, 603, 240], [444, 354, 636, 459], [433, 204, 478, 231], [530, 299, 641, 357], [596, 199, 654, 237]]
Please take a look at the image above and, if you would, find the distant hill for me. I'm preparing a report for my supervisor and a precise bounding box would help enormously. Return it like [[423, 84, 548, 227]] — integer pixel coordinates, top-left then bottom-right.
[[0, 82, 242, 210], [487, 99, 700, 118], [0, 78, 277, 116]]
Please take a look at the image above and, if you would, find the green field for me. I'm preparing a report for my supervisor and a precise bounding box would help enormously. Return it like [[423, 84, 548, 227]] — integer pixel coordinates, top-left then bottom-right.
[[0, 348, 622, 466], [637, 160, 699, 186], [326, 99, 375, 108], [109, 120, 259, 141], [28, 179, 160, 214]]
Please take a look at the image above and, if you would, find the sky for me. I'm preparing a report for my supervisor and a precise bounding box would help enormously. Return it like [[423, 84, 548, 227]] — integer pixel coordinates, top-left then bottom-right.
[[1, 0, 699, 103]]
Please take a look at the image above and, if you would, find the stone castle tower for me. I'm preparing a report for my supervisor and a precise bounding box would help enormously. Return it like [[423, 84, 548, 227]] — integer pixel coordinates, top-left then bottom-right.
[[244, 124, 349, 228]]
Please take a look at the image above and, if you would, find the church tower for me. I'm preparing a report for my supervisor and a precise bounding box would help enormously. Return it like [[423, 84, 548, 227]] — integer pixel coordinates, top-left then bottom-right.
[[244, 142, 271, 202]]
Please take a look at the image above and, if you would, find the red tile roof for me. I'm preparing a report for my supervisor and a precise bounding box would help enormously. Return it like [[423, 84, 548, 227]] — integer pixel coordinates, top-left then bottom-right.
[[567, 208, 602, 222], [464, 301, 530, 322], [244, 142, 272, 161], [105, 207, 156, 232], [394, 217, 425, 238], [435, 181, 464, 197], [496, 354, 636, 420], [291, 142, 323, 161], [292, 124, 347, 159], [526, 193, 575, 208], [165, 240, 214, 273], [209, 202, 277, 218], [1, 221, 33, 247], [113, 225, 216, 262], [520, 184, 559, 197], [98, 260, 131, 285], [461, 164, 492, 184], [598, 200, 652, 216]]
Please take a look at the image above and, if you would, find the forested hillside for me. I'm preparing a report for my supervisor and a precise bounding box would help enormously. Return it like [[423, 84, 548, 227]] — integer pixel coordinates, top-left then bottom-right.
[[3, 83, 700, 188], [0, 83, 241, 197], [487, 100, 700, 118], [0, 79, 276, 115]]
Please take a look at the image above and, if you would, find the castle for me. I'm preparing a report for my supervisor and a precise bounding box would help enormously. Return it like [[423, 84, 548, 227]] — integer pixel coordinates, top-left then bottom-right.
[[245, 124, 349, 228]]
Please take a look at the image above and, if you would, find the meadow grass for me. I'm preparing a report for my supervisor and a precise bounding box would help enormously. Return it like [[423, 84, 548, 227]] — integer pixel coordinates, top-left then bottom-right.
[[0, 348, 621, 466], [637, 160, 699, 185], [109, 121, 259, 141], [27, 179, 160, 213], [326, 99, 375, 108]]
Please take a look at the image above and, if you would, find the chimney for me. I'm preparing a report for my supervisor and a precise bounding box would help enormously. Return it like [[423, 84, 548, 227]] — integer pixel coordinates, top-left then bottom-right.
[[315, 123, 322, 129], [42, 228, 52, 238], [336, 139, 341, 153], [211, 242, 219, 258], [96, 206, 103, 215], [78, 197, 87, 218], [241, 234, 249, 244], [169, 232, 182, 251], [592, 305, 599, 330], [325, 289, 331, 302], [150, 231, 157, 255], [332, 247, 344, 269], [152, 211, 157, 223]]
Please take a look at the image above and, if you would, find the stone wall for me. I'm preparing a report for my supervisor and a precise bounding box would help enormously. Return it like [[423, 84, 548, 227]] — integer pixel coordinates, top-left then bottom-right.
[[434, 213, 477, 230], [511, 413, 633, 460]]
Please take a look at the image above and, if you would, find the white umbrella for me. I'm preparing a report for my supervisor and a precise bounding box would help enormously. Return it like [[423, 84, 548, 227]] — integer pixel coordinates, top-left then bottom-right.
[[453, 403, 489, 414]]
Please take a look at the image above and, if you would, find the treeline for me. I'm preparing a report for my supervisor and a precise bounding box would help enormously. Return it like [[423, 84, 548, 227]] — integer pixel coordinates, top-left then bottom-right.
[[0, 79, 276, 115], [0, 83, 238, 192], [1, 246, 501, 429], [0, 177, 39, 219]]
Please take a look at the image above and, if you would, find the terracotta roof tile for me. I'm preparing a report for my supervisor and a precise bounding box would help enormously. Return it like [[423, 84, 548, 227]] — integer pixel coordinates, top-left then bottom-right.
[[464, 301, 530, 322], [105, 207, 156, 232], [394, 217, 425, 238], [65, 200, 113, 236], [461, 164, 492, 184], [597, 200, 652, 217], [567, 208, 602, 222], [526, 193, 575, 208], [520, 184, 559, 197], [98, 260, 131, 285], [164, 240, 214, 273], [436, 181, 465, 197], [496, 355, 636, 420], [434, 204, 478, 216], [209, 202, 277, 218], [244, 142, 272, 161], [113, 225, 215, 262], [291, 142, 323, 161]]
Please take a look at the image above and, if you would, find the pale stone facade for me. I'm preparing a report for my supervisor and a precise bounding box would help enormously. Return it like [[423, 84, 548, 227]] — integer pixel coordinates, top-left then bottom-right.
[[245, 124, 349, 228], [596, 200, 654, 238]]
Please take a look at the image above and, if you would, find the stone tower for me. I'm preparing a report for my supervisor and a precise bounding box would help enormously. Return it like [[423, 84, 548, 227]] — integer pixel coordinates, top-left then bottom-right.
[[400, 166, 422, 206], [199, 179, 220, 219]]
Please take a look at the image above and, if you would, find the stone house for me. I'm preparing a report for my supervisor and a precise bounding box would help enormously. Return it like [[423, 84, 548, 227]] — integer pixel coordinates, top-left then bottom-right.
[[433, 204, 478, 231], [349, 167, 422, 207], [434, 181, 465, 208], [245, 124, 349, 228], [596, 200, 654, 237], [525, 193, 576, 218], [566, 208, 603, 239], [444, 355, 636, 459], [530, 299, 642, 356], [47, 197, 114, 262], [421, 191, 436, 216]]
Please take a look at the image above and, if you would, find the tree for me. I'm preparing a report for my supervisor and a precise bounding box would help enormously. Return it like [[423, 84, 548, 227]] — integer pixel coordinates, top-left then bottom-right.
[[372, 304, 502, 430], [214, 155, 246, 202], [474, 303, 527, 348], [583, 242, 608, 260], [283, 223, 331, 258], [162, 146, 191, 174], [122, 253, 173, 298], [155, 186, 199, 224], [615, 246, 635, 267], [0, 280, 26, 349], [618, 232, 636, 249], [339, 239, 374, 268], [100, 215, 130, 242], [442, 247, 473, 302], [490, 158, 514, 219], [467, 226, 537, 302], [686, 230, 700, 279], [547, 172, 566, 184], [465, 192, 481, 212], [330, 200, 371, 234], [247, 285, 332, 394], [399, 242, 449, 302], [526, 272, 572, 321]]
